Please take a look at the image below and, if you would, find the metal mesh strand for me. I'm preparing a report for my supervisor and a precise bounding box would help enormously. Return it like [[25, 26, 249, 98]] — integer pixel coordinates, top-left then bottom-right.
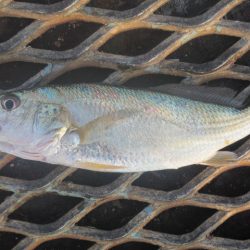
[[0, 0, 249, 249]]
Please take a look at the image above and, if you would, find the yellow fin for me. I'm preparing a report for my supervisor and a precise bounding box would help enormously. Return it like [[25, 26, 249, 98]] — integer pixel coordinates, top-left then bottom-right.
[[74, 161, 126, 172], [202, 151, 238, 167]]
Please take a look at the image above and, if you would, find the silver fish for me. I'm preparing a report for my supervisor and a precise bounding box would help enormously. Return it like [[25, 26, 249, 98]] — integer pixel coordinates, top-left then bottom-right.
[[0, 84, 249, 172]]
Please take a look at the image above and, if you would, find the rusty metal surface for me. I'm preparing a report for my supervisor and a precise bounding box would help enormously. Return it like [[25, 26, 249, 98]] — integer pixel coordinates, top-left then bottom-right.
[[0, 0, 249, 249]]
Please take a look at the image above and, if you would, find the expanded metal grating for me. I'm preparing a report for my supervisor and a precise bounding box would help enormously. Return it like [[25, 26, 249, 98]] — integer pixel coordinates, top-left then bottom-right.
[[0, 0, 250, 249]]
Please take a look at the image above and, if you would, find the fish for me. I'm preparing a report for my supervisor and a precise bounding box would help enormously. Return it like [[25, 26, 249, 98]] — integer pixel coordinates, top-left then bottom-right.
[[0, 83, 249, 172]]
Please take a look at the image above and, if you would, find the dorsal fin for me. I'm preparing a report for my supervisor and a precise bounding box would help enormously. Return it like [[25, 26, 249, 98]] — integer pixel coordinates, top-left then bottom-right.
[[148, 84, 248, 109], [234, 85, 250, 108]]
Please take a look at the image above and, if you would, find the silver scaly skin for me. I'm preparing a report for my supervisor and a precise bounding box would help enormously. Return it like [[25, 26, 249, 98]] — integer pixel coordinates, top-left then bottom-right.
[[0, 84, 249, 172]]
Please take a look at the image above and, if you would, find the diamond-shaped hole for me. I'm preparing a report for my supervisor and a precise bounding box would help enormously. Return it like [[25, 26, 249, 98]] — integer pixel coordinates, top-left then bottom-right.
[[124, 74, 185, 88], [0, 61, 46, 90], [0, 17, 33, 43], [35, 238, 94, 250], [0, 232, 25, 250], [99, 29, 173, 56], [154, 0, 219, 18], [110, 242, 159, 250], [199, 167, 250, 197], [133, 165, 206, 192], [14, 0, 63, 4], [0, 190, 13, 204], [224, 1, 250, 23], [77, 199, 148, 230], [50, 67, 115, 85], [167, 35, 240, 64], [9, 193, 83, 224], [0, 158, 57, 181], [213, 210, 250, 240], [236, 51, 250, 67], [64, 169, 121, 187], [86, 0, 145, 11], [145, 206, 216, 235], [29, 21, 103, 51]]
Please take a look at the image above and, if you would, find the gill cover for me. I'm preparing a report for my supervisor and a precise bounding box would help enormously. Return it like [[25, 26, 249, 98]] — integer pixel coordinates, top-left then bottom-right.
[[33, 104, 69, 135]]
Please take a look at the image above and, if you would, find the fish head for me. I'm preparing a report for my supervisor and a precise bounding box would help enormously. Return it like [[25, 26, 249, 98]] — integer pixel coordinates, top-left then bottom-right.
[[0, 90, 70, 157]]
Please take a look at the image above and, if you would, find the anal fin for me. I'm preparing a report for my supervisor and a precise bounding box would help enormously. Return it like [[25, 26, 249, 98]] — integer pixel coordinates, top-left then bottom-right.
[[202, 151, 238, 167], [74, 161, 126, 172]]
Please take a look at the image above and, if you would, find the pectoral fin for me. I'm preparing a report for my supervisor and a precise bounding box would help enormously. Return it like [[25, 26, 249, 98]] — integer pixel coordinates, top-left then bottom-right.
[[202, 151, 238, 167], [74, 161, 126, 172], [74, 110, 137, 144]]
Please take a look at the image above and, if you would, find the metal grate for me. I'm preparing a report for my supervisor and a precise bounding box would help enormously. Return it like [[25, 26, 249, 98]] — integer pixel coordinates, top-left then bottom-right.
[[0, 0, 249, 249]]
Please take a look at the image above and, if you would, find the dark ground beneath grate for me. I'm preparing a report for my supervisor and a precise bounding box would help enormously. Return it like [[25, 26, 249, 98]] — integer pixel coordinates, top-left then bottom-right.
[[36, 238, 95, 250], [29, 21, 103, 51], [145, 206, 217, 235], [0, 232, 25, 250], [9, 192, 83, 224], [155, 0, 220, 18], [86, 0, 145, 11], [77, 199, 148, 230], [110, 242, 159, 250], [0, 17, 34, 43]]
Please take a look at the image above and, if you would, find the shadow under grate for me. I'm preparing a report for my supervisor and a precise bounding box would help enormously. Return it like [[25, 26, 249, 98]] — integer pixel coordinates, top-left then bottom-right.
[[50, 67, 115, 85], [86, 0, 145, 11], [213, 210, 250, 240], [64, 169, 121, 187], [0, 189, 13, 204], [29, 21, 103, 51], [0, 17, 34, 43], [9, 193, 83, 224], [167, 35, 240, 64], [14, 0, 64, 4], [133, 165, 206, 192], [0, 232, 25, 250], [99, 29, 173, 56], [200, 167, 250, 197], [0, 158, 57, 180], [77, 199, 148, 230], [35, 238, 95, 250], [224, 1, 250, 23], [145, 206, 217, 235], [154, 0, 220, 18], [110, 242, 159, 250], [0, 62, 46, 90], [124, 74, 185, 88]]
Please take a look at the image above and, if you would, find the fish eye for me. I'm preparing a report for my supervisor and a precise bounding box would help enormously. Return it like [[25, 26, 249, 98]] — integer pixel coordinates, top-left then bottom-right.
[[1, 95, 21, 111]]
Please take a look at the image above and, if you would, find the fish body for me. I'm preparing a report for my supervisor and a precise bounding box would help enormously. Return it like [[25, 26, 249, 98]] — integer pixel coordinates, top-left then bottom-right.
[[0, 84, 249, 172]]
